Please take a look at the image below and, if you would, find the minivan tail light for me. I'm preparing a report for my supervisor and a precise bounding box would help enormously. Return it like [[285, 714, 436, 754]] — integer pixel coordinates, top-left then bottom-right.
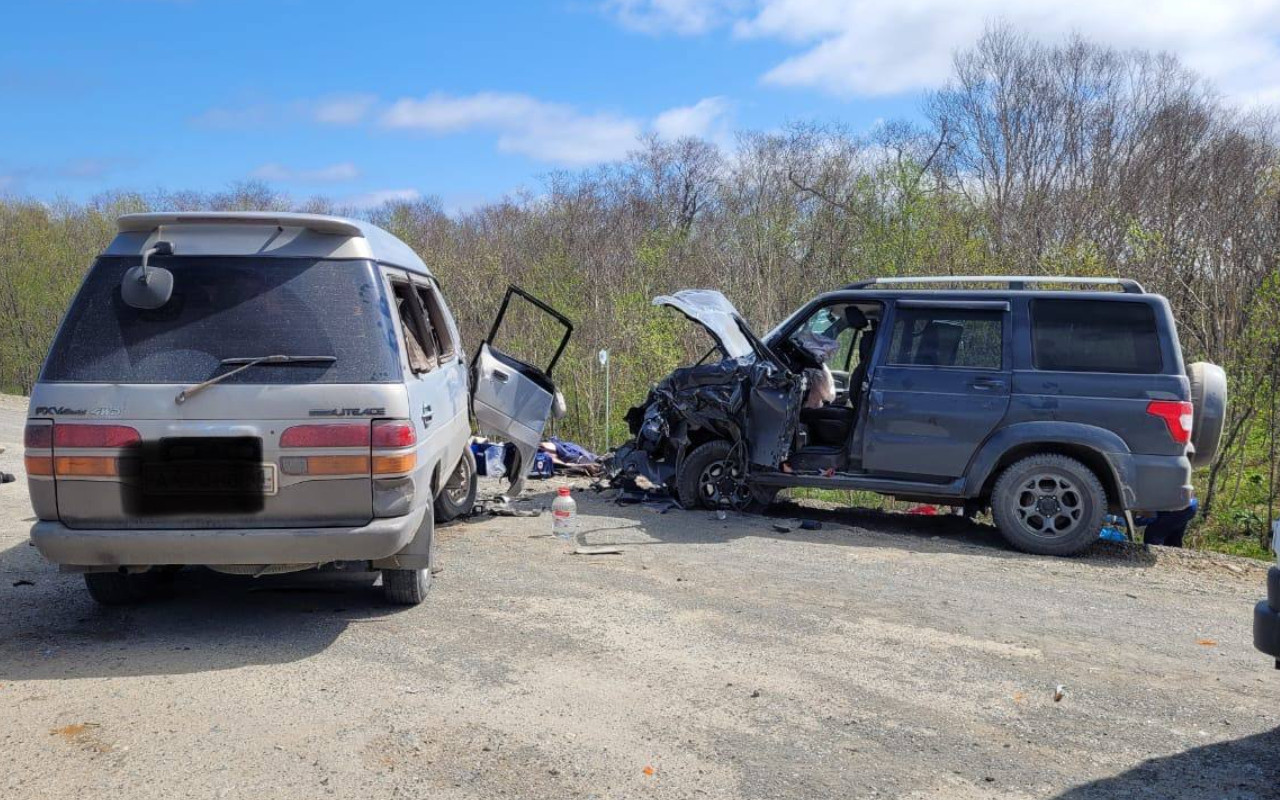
[[372, 420, 416, 448], [372, 453, 416, 475], [53, 424, 140, 448], [1147, 400, 1194, 445], [54, 456, 120, 477], [280, 424, 371, 448], [24, 423, 53, 449]]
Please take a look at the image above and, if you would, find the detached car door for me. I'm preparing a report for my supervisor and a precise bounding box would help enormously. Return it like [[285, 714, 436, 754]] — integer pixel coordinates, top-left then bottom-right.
[[471, 286, 573, 495], [861, 299, 1012, 479]]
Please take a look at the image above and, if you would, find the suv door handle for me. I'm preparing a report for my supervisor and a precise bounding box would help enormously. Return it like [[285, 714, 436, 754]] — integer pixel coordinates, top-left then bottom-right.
[[971, 377, 1006, 390]]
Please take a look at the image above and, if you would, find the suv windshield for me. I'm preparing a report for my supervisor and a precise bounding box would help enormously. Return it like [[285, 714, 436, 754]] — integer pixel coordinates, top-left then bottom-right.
[[42, 257, 401, 384]]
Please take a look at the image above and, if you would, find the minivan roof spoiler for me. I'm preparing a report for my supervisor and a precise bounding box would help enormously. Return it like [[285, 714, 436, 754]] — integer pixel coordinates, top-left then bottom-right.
[[118, 212, 364, 237], [112, 212, 432, 276], [844, 275, 1146, 294]]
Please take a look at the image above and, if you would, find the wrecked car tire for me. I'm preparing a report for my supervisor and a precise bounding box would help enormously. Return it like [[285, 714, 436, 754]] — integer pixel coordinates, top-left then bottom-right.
[[678, 440, 772, 513], [991, 454, 1106, 556], [434, 450, 477, 523]]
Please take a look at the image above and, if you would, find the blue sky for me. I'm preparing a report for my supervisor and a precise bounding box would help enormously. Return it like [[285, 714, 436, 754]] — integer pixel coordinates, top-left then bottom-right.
[[4, 1, 1278, 210]]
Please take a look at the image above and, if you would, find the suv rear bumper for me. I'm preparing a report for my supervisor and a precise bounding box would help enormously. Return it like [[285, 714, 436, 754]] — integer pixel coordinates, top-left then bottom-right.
[[29, 507, 425, 568], [1254, 567, 1280, 661], [1117, 452, 1193, 511]]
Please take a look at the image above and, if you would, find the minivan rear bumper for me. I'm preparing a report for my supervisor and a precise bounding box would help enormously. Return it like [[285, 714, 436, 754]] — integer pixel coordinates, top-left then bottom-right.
[[1114, 452, 1193, 511], [29, 507, 424, 568]]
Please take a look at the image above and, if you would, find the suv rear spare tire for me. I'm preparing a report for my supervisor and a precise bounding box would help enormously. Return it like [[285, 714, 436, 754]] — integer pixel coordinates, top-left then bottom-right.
[[1187, 362, 1227, 469], [991, 454, 1107, 556]]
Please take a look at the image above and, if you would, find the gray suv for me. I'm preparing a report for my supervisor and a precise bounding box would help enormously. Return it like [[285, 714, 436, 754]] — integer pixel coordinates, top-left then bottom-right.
[[613, 277, 1226, 556], [24, 212, 572, 605]]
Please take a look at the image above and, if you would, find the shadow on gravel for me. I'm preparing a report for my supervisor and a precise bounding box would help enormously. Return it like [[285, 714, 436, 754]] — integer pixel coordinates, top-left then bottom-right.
[[0, 539, 411, 681], [1051, 725, 1280, 799], [578, 485, 1157, 569]]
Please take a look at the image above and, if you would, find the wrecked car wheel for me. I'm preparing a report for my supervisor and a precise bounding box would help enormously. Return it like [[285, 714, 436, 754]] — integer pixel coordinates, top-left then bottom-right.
[[678, 440, 769, 512], [434, 450, 477, 523]]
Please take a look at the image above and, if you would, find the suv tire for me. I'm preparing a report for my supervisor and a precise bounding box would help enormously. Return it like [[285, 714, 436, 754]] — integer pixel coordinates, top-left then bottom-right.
[[84, 570, 169, 606], [677, 440, 773, 512], [991, 454, 1106, 556], [434, 450, 477, 523]]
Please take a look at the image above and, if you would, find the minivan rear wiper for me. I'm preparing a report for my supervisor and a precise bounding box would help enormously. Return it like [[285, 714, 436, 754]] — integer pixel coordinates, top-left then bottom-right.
[[175, 354, 337, 405]]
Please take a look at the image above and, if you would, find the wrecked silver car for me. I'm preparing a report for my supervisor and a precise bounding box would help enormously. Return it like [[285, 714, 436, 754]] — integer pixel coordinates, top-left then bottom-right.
[[610, 278, 1221, 558]]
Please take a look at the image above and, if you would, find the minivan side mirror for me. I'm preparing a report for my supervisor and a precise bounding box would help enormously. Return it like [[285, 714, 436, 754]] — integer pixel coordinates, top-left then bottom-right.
[[122, 240, 175, 309]]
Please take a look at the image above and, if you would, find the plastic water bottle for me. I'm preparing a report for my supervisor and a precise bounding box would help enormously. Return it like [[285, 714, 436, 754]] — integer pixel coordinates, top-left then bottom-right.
[[551, 486, 577, 541]]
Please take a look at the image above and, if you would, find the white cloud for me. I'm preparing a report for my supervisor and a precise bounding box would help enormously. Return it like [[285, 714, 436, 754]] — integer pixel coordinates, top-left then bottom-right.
[[605, 0, 741, 34], [251, 162, 361, 182], [605, 0, 1280, 102], [653, 96, 732, 140], [313, 94, 377, 125], [343, 188, 422, 208], [382, 92, 647, 165]]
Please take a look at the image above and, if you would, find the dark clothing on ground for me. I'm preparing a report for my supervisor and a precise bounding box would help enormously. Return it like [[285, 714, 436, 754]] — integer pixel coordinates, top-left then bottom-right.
[[1140, 498, 1198, 547]]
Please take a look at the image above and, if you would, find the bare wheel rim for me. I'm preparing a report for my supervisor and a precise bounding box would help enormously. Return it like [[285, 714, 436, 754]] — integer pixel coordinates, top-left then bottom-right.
[[443, 456, 471, 504], [1013, 472, 1086, 539], [698, 458, 753, 510]]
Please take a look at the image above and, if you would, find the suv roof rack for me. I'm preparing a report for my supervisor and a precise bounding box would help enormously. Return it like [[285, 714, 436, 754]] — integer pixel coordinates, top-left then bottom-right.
[[844, 275, 1146, 294]]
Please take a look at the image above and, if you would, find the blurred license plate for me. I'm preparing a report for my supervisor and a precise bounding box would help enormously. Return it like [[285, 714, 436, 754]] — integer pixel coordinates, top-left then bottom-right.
[[143, 463, 277, 496]]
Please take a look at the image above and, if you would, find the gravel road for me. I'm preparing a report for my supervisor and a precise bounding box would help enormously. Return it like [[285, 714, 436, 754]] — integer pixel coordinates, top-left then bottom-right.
[[0, 393, 1277, 799]]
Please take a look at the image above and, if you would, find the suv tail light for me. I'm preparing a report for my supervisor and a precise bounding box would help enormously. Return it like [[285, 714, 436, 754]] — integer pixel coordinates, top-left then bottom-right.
[[1147, 400, 1194, 445]]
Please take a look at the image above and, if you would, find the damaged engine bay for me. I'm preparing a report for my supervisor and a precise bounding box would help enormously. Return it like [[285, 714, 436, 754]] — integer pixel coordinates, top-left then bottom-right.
[[609, 289, 862, 511]]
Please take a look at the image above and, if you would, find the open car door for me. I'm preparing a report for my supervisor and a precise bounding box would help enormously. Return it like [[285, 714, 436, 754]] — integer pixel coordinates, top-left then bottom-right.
[[471, 286, 573, 496]]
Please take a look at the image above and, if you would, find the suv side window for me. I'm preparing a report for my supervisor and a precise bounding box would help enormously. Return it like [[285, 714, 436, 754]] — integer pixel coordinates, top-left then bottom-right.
[[390, 280, 437, 373], [415, 283, 457, 363], [1031, 299, 1161, 374], [887, 308, 1003, 370]]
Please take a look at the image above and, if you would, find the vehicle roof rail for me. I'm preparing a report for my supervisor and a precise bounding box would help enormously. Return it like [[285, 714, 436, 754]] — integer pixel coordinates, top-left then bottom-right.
[[843, 275, 1146, 294]]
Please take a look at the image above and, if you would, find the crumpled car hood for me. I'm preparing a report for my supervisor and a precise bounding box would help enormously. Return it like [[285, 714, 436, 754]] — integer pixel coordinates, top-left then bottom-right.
[[653, 290, 755, 361]]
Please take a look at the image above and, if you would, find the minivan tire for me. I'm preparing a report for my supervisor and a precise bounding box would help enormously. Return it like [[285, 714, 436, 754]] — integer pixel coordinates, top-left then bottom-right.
[[381, 567, 432, 605], [434, 450, 478, 523], [991, 454, 1107, 556], [677, 440, 773, 513], [84, 570, 169, 606]]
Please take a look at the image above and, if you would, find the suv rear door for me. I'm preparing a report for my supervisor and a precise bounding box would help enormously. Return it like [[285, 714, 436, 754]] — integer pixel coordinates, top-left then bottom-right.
[[861, 299, 1012, 478], [471, 286, 573, 495]]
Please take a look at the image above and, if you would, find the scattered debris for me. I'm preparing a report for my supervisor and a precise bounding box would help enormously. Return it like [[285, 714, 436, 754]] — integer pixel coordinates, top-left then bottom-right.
[[12, 579, 33, 587], [771, 523, 792, 533], [1196, 638, 1218, 647], [750, 689, 762, 698], [799, 520, 822, 531], [572, 547, 623, 556], [643, 765, 656, 776], [1053, 685, 1066, 702]]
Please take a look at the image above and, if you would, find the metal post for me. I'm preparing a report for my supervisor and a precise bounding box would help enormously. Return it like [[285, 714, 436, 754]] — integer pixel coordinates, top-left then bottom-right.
[[599, 349, 611, 453]]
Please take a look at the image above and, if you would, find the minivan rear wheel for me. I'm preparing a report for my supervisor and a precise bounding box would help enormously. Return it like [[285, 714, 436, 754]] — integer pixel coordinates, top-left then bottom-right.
[[991, 454, 1106, 556], [381, 568, 432, 605], [434, 450, 477, 523], [84, 569, 170, 606]]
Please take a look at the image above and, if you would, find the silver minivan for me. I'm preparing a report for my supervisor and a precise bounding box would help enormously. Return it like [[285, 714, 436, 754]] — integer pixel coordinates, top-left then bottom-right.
[[23, 212, 572, 605]]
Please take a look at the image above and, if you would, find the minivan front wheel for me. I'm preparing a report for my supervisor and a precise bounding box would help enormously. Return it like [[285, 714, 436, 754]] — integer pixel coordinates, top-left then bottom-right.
[[991, 454, 1106, 556]]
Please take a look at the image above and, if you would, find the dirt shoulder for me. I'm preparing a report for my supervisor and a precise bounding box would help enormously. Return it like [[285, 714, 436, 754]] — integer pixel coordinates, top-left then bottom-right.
[[0, 395, 1276, 799]]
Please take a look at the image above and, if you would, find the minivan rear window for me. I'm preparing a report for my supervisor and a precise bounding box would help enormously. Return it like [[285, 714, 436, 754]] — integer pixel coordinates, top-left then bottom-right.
[[42, 257, 402, 384], [1031, 299, 1162, 374]]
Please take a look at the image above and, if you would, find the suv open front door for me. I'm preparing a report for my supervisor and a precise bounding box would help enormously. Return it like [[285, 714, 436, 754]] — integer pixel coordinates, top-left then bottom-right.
[[471, 286, 574, 496]]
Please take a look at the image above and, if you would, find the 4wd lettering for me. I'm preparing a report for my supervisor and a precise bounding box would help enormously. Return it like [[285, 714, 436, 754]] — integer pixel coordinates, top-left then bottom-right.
[[309, 407, 386, 418], [34, 406, 87, 416]]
